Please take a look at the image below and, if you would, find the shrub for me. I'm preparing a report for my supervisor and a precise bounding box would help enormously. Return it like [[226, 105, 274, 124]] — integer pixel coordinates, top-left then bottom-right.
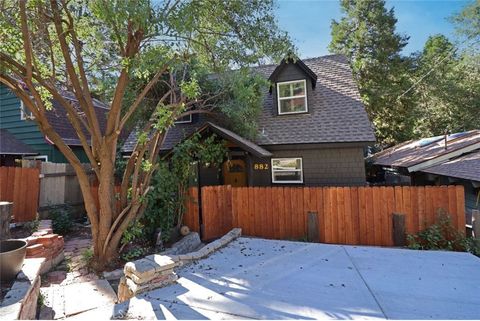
[[81, 247, 94, 266], [24, 215, 39, 234], [50, 205, 73, 235], [120, 247, 147, 262], [120, 220, 147, 249], [407, 209, 480, 256]]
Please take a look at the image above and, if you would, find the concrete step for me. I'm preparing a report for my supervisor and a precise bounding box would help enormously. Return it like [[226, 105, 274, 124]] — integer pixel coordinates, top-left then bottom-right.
[[39, 284, 65, 320], [40, 279, 117, 319]]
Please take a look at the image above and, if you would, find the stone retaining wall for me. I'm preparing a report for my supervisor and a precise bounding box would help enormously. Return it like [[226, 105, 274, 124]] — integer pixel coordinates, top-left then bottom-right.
[[25, 220, 64, 261], [118, 228, 241, 302], [0, 220, 65, 319]]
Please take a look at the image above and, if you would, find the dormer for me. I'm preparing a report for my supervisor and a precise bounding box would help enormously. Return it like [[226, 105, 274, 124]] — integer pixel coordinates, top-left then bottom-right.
[[269, 57, 317, 115]]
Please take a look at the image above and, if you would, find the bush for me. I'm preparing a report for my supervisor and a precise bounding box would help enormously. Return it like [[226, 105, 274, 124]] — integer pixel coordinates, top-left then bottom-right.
[[407, 209, 480, 256], [50, 206, 73, 235], [81, 247, 94, 267], [120, 247, 147, 262], [24, 215, 39, 234]]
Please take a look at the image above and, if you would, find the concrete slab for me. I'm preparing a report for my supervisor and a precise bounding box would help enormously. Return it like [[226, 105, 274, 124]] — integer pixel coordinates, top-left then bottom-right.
[[63, 280, 117, 317], [344, 246, 480, 319], [116, 238, 480, 320]]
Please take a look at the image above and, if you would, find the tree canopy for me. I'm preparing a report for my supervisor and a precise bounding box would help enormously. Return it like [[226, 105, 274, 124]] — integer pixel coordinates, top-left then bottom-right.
[[0, 0, 293, 269], [330, 0, 480, 147]]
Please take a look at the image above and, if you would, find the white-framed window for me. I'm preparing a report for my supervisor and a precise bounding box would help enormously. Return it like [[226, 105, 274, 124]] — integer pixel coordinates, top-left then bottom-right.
[[277, 79, 308, 115], [20, 101, 35, 120], [23, 155, 48, 162], [271, 157, 303, 184], [174, 114, 192, 124]]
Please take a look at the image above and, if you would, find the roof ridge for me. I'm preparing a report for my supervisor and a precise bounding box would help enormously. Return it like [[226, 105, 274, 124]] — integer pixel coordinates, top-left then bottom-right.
[[252, 53, 347, 69]]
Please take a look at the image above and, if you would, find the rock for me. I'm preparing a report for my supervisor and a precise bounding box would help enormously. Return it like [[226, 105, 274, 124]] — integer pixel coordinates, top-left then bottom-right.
[[154, 228, 163, 249], [162, 232, 201, 255], [47, 271, 67, 284], [103, 268, 124, 281], [124, 258, 157, 280]]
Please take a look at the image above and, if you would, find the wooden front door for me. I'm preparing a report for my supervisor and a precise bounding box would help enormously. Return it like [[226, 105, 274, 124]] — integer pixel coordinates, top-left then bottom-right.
[[222, 159, 247, 187]]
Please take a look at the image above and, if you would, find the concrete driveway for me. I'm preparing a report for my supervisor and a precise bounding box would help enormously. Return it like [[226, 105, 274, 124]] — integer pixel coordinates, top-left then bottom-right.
[[123, 237, 480, 319]]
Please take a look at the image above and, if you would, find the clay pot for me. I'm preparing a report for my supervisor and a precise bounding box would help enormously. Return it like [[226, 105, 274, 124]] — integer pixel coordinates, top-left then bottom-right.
[[0, 239, 27, 281]]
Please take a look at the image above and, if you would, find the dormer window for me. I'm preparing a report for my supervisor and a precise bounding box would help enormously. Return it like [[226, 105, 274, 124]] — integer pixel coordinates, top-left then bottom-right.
[[174, 114, 192, 124], [277, 80, 307, 115]]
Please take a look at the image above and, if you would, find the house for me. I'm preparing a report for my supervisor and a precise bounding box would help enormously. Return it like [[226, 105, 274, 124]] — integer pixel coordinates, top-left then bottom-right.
[[123, 54, 376, 187], [0, 83, 108, 164], [369, 130, 480, 231]]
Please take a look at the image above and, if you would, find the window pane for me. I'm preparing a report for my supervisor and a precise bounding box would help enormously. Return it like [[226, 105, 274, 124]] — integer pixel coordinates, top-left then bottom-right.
[[272, 158, 301, 171], [175, 114, 191, 123], [273, 171, 302, 182], [280, 97, 306, 113], [278, 83, 292, 98], [292, 81, 305, 96]]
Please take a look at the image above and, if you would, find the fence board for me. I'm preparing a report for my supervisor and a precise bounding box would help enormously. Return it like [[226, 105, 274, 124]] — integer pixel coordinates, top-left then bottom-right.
[[425, 186, 435, 226], [456, 186, 466, 231], [385, 187, 395, 246], [183, 185, 466, 245], [372, 187, 382, 245], [0, 167, 39, 222], [357, 187, 367, 245], [183, 187, 200, 233]]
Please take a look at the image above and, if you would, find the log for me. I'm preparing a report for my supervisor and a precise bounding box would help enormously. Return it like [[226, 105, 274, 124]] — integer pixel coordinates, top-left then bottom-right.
[[392, 213, 406, 246], [0, 201, 13, 240]]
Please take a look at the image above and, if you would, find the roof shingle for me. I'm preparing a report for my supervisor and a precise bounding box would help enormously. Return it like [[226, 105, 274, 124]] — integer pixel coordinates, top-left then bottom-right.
[[421, 151, 480, 183], [0, 129, 38, 155], [123, 54, 375, 153]]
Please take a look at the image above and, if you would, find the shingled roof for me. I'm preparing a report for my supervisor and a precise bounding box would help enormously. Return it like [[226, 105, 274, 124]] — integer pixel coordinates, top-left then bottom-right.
[[0, 129, 37, 155], [44, 94, 109, 146], [123, 54, 375, 153], [421, 150, 480, 183]]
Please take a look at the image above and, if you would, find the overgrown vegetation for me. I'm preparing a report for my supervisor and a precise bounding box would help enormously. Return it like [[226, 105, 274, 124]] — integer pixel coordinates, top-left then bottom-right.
[[81, 247, 94, 268], [407, 210, 480, 256], [24, 215, 39, 234], [0, 0, 292, 270], [121, 247, 148, 262], [50, 206, 73, 235], [119, 133, 227, 257]]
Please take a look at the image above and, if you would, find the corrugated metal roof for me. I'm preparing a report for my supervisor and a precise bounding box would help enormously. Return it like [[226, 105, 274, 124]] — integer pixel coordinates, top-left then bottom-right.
[[372, 130, 480, 169]]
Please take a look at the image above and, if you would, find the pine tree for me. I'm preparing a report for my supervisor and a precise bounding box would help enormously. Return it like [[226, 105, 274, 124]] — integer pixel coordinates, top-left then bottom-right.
[[329, 0, 415, 146]]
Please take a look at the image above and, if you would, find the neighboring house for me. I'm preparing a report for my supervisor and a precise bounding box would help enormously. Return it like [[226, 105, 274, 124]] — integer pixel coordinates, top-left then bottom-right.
[[123, 54, 376, 187], [0, 83, 108, 164], [369, 130, 480, 229], [0, 128, 38, 166]]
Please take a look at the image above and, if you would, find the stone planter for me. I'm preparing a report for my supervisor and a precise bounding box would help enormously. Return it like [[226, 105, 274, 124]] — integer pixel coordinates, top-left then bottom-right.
[[0, 239, 27, 281]]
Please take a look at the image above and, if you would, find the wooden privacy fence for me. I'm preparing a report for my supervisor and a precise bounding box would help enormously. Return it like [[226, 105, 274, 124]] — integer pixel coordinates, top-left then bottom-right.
[[184, 185, 466, 246], [22, 160, 92, 210], [0, 167, 40, 222]]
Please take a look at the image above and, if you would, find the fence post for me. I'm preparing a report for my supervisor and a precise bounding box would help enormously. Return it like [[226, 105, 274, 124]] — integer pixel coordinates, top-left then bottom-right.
[[392, 213, 406, 246], [307, 211, 320, 242], [473, 210, 480, 238]]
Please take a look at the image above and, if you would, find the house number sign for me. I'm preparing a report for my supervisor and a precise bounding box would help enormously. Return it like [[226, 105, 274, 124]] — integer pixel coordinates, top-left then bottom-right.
[[253, 163, 269, 170]]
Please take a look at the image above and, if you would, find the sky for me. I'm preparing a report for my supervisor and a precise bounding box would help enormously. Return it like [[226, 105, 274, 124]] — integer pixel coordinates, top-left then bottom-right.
[[275, 0, 471, 58]]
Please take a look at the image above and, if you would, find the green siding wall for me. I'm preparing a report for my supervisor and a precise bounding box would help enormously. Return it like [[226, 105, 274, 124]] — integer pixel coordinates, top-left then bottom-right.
[[0, 84, 89, 163]]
